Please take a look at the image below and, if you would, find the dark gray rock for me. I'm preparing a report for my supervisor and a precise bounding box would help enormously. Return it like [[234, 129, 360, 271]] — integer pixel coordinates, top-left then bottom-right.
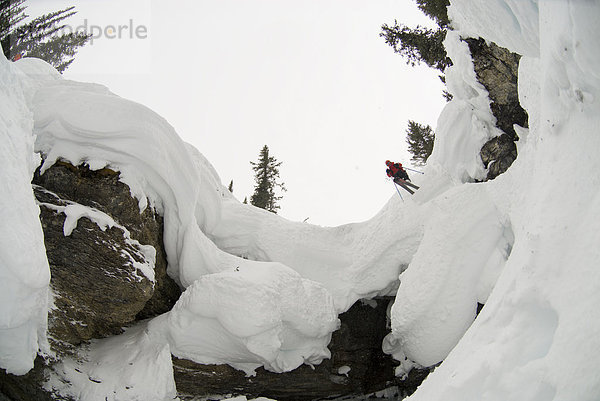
[[0, 358, 65, 401], [34, 186, 155, 351], [173, 297, 430, 401], [480, 133, 518, 180], [32, 161, 181, 321], [465, 38, 528, 180]]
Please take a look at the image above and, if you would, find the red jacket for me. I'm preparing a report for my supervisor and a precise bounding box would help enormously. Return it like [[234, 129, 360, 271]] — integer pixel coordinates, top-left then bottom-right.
[[386, 161, 403, 177], [386, 160, 409, 180]]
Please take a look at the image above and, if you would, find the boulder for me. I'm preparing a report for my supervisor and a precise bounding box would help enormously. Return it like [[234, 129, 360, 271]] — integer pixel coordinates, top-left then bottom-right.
[[480, 133, 518, 180], [32, 161, 181, 323], [34, 186, 155, 352]]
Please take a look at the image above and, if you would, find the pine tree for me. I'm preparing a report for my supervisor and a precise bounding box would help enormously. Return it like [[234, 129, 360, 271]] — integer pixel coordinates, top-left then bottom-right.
[[250, 145, 286, 213], [0, 1, 27, 43], [380, 22, 450, 72], [380, 0, 451, 73], [414, 0, 450, 28], [406, 120, 435, 166], [228, 180, 234, 193], [0, 1, 91, 73]]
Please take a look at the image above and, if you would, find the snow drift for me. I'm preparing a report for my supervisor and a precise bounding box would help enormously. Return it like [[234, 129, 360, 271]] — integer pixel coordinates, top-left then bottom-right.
[[386, 1, 600, 400], [0, 56, 50, 375]]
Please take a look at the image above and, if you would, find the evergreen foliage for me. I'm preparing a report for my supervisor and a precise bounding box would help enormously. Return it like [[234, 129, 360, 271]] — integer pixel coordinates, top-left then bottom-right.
[[228, 180, 234, 193], [0, 0, 26, 38], [415, 0, 450, 27], [380, 22, 450, 72], [380, 0, 451, 73], [250, 145, 286, 213], [0, 1, 90, 73], [406, 120, 435, 165]]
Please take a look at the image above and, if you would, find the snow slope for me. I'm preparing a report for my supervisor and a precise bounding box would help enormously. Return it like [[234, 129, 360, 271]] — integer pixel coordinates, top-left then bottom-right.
[[1, 0, 599, 399], [385, 1, 600, 400]]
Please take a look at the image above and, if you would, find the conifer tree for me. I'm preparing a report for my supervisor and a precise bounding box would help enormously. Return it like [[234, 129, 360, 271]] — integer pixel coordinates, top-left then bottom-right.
[[414, 0, 450, 28], [0, 0, 27, 41], [380, 22, 450, 72], [0, 1, 90, 73], [380, 0, 451, 73], [228, 180, 234, 193], [250, 145, 286, 213], [406, 120, 435, 165]]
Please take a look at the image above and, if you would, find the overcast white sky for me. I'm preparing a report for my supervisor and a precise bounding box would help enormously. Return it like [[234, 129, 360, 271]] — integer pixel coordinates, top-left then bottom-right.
[[28, 0, 446, 226]]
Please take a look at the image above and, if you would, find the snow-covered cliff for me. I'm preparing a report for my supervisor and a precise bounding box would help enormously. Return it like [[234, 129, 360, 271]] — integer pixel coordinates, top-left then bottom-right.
[[1, 1, 599, 400]]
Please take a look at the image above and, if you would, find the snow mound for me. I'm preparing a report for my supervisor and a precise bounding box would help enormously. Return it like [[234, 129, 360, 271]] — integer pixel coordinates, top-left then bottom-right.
[[383, 184, 512, 369], [150, 262, 339, 375], [0, 56, 50, 375], [45, 325, 177, 401]]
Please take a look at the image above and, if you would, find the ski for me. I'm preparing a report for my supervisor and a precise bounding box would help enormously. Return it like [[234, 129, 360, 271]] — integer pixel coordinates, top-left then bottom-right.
[[394, 179, 415, 194], [404, 180, 420, 190], [394, 178, 419, 193]]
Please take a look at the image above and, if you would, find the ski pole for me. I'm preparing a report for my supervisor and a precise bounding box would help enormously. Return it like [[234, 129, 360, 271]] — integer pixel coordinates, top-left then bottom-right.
[[392, 181, 404, 201], [404, 167, 424, 174]]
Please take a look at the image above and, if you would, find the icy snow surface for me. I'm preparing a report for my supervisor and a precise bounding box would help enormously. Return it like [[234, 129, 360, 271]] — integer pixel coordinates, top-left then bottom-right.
[[1, 0, 599, 399]]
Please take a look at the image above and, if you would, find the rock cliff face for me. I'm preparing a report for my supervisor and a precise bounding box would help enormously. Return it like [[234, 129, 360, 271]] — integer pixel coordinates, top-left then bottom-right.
[[466, 38, 528, 180], [1, 161, 428, 400], [33, 161, 181, 326], [34, 185, 155, 352]]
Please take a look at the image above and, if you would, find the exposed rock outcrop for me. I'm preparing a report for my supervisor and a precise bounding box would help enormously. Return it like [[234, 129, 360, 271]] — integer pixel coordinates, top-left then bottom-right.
[[33, 161, 181, 325], [466, 38, 528, 180], [174, 297, 430, 401], [1, 161, 181, 400], [34, 185, 156, 352]]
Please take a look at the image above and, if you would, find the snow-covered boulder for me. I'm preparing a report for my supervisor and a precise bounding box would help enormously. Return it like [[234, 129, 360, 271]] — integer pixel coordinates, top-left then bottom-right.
[[33, 161, 181, 322]]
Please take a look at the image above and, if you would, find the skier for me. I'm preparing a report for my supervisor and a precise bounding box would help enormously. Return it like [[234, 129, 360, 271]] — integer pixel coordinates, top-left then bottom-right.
[[386, 160, 419, 194]]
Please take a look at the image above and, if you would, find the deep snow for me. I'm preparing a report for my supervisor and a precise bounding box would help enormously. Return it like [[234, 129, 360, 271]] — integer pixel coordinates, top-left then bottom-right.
[[0, 0, 599, 400], [0, 54, 50, 375], [399, 2, 600, 400]]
